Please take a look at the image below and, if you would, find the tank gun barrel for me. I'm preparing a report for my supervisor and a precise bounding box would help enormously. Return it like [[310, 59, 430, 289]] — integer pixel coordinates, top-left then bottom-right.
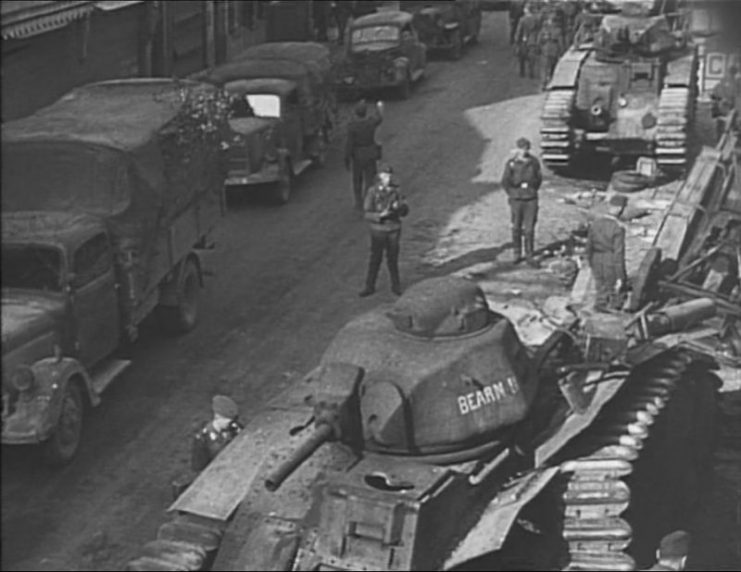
[[265, 423, 334, 492]]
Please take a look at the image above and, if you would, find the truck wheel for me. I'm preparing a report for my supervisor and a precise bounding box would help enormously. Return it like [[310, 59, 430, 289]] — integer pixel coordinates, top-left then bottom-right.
[[275, 168, 293, 204], [157, 260, 200, 334], [450, 30, 463, 60], [42, 383, 83, 465]]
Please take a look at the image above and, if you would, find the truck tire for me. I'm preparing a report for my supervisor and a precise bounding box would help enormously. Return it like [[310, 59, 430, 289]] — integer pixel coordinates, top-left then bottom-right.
[[42, 382, 83, 465], [157, 260, 200, 334]]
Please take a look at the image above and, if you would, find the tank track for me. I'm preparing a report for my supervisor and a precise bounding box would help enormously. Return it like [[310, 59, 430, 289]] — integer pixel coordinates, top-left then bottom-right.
[[540, 89, 576, 171], [655, 86, 693, 172], [557, 350, 715, 571]]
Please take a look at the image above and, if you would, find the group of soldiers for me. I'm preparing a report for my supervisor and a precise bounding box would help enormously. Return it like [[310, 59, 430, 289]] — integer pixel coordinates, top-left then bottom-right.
[[510, 0, 601, 88]]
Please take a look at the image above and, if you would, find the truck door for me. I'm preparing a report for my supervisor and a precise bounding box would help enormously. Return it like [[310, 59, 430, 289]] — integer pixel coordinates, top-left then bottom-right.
[[69, 233, 120, 367]]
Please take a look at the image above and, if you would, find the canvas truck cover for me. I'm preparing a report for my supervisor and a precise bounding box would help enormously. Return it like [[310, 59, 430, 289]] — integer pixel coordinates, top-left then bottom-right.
[[1, 78, 226, 296]]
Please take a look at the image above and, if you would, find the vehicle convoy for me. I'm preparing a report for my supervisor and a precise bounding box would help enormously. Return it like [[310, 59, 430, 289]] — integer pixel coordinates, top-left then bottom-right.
[[540, 0, 698, 173], [335, 11, 428, 100], [194, 42, 336, 204], [128, 273, 723, 571], [399, 0, 482, 60], [1, 79, 228, 464]]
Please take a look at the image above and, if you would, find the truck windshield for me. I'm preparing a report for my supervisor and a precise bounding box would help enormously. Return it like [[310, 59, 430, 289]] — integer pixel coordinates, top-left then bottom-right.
[[2, 245, 63, 292], [245, 94, 281, 118], [351, 26, 400, 50]]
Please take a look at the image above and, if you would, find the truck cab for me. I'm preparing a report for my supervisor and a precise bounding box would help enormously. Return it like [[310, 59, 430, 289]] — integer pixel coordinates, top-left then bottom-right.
[[2, 212, 125, 464]]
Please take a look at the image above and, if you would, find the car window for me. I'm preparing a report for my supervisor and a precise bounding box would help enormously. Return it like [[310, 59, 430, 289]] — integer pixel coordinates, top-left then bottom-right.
[[72, 233, 111, 288]]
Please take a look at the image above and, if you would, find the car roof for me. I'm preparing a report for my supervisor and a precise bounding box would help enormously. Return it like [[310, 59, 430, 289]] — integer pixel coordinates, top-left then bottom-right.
[[2, 211, 105, 249], [224, 78, 297, 96], [352, 10, 414, 28]]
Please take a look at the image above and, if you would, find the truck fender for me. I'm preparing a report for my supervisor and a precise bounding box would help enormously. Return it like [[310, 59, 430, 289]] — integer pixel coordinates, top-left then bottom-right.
[[30, 357, 95, 439], [159, 254, 203, 307]]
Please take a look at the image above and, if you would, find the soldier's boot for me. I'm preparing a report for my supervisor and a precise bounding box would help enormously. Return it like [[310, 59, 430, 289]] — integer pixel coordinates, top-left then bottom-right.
[[524, 233, 540, 268], [389, 265, 402, 296], [512, 230, 524, 264]]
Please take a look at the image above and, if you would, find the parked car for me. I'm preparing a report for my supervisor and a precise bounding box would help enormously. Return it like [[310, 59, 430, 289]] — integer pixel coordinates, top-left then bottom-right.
[[1, 79, 227, 464], [335, 10, 427, 100], [400, 0, 482, 59], [197, 42, 336, 204]]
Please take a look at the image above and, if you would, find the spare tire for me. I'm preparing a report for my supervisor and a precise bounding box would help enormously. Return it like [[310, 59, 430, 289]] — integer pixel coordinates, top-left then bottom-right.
[[611, 170, 652, 193]]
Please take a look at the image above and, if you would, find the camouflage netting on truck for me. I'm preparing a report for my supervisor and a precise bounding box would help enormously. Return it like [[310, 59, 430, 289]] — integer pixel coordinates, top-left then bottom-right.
[[1, 79, 231, 296]]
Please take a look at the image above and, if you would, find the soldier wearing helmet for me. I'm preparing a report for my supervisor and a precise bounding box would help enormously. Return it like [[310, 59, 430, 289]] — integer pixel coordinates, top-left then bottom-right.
[[345, 99, 384, 211], [190, 395, 244, 472], [501, 137, 543, 267]]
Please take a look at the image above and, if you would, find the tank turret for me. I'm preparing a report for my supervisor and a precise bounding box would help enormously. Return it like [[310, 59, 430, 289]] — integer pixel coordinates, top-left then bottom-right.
[[595, 11, 680, 60]]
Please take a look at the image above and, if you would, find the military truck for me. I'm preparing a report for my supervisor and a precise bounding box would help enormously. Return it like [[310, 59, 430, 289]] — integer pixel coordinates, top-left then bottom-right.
[[400, 0, 482, 60], [1, 79, 228, 464], [540, 0, 698, 173], [127, 275, 722, 571], [195, 42, 336, 204]]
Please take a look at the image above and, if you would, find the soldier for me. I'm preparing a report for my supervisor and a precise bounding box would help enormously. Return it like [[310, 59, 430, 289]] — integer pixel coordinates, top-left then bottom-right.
[[644, 531, 690, 571], [345, 99, 384, 211], [514, 6, 541, 79], [190, 395, 244, 472], [585, 194, 628, 312], [711, 64, 740, 140], [509, 0, 526, 45], [572, 4, 598, 46], [501, 137, 543, 267], [360, 165, 409, 297], [538, 14, 564, 89]]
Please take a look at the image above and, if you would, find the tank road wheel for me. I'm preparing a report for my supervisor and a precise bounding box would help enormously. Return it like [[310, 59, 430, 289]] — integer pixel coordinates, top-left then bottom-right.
[[157, 260, 200, 334], [274, 164, 293, 204], [42, 382, 83, 465], [450, 29, 463, 60]]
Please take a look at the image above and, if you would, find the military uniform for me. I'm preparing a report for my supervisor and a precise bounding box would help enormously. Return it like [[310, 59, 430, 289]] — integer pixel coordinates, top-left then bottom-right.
[[515, 13, 540, 79], [191, 418, 244, 472], [586, 208, 627, 312], [509, 0, 526, 45], [345, 103, 383, 210], [538, 21, 563, 88], [501, 143, 543, 265], [360, 170, 409, 297]]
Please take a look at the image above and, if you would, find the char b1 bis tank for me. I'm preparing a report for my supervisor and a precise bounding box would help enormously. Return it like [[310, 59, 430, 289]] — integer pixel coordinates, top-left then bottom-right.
[[127, 276, 721, 572], [540, 0, 698, 173]]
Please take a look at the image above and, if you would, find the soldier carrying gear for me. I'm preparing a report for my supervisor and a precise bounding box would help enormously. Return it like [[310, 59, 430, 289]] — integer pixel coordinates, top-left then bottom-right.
[[538, 14, 564, 89], [514, 6, 541, 79], [345, 99, 384, 211], [509, 0, 526, 45], [190, 395, 244, 472], [585, 194, 628, 313], [501, 137, 543, 267], [360, 164, 409, 297], [644, 530, 691, 571]]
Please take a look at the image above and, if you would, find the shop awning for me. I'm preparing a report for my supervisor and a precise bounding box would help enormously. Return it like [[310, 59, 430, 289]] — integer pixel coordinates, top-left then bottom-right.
[[2, 1, 94, 40]]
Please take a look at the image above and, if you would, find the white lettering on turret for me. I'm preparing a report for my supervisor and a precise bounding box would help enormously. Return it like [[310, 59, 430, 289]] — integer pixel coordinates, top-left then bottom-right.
[[456, 376, 522, 416]]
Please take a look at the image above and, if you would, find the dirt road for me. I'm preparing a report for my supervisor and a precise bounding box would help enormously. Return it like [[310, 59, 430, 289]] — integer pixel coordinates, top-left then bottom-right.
[[1, 12, 738, 572]]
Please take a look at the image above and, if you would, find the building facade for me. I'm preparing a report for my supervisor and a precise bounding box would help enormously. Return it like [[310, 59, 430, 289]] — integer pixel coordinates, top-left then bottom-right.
[[1, 1, 267, 121]]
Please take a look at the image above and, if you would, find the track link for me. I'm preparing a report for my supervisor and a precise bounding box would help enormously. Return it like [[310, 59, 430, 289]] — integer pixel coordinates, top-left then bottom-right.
[[655, 86, 693, 172], [558, 351, 715, 571], [540, 89, 576, 171]]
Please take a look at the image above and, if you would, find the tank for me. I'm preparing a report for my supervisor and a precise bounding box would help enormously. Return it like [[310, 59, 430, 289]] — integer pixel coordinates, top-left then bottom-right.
[[126, 276, 721, 571], [540, 0, 698, 173]]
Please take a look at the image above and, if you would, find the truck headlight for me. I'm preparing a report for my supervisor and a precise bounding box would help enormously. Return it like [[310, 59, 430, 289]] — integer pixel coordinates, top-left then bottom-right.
[[11, 366, 35, 393]]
